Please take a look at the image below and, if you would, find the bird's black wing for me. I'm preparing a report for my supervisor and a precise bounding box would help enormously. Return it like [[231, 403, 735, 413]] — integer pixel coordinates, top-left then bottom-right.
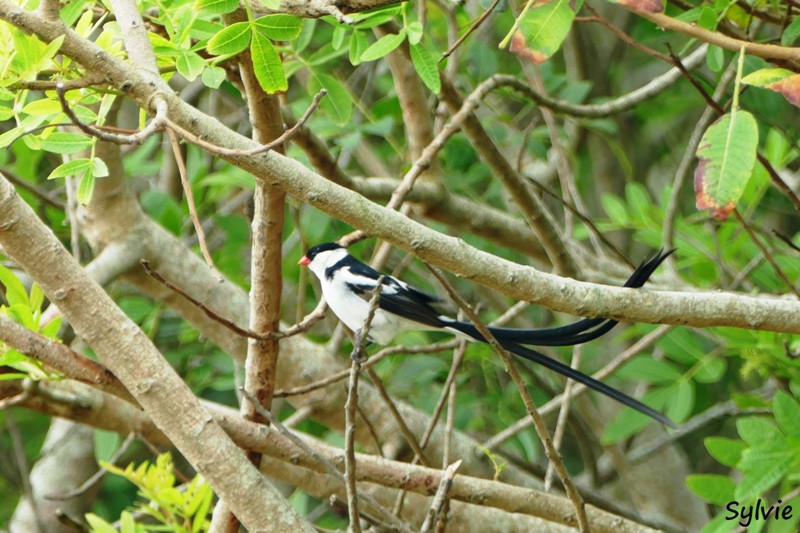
[[344, 269, 446, 329]]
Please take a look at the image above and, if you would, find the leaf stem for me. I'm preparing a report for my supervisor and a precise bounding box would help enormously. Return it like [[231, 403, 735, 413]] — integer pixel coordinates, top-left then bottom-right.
[[732, 45, 746, 110]]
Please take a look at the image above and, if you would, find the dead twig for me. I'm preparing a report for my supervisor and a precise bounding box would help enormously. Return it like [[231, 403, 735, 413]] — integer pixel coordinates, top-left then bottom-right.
[[419, 460, 462, 533], [425, 264, 590, 532], [344, 276, 384, 533], [164, 90, 326, 158], [56, 83, 168, 144]]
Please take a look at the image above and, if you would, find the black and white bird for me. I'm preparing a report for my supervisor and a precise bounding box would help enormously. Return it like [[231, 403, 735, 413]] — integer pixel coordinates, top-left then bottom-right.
[[299, 242, 674, 427]]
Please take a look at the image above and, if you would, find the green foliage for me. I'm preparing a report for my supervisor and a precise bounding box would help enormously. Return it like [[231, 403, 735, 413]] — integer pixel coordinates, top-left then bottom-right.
[[688, 392, 800, 512], [91, 453, 213, 532], [0, 265, 62, 381]]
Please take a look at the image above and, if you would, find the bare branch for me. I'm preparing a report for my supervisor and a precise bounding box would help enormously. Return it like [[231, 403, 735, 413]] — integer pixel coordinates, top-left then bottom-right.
[[425, 264, 590, 532]]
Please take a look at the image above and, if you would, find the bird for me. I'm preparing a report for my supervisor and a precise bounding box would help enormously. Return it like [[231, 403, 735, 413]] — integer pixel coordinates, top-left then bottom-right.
[[299, 242, 675, 427]]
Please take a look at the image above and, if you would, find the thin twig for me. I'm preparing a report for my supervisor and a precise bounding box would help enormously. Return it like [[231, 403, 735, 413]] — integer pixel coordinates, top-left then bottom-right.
[[166, 128, 219, 277], [773, 229, 800, 253], [544, 345, 582, 491], [483, 324, 673, 450], [419, 460, 462, 533], [734, 209, 800, 298], [392, 338, 467, 517], [344, 276, 384, 533], [273, 340, 459, 398], [56, 83, 168, 144], [7, 413, 47, 533], [0, 169, 65, 209], [439, 0, 502, 62], [46, 433, 136, 500], [365, 366, 430, 467], [164, 90, 326, 158], [0, 391, 30, 410], [239, 388, 411, 533], [277, 298, 328, 339], [425, 264, 590, 532], [584, 3, 671, 62], [140, 259, 263, 339]]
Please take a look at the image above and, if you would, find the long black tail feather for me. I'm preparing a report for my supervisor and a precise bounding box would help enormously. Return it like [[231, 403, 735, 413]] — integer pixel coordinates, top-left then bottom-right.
[[445, 248, 674, 346], [443, 248, 675, 426], [499, 340, 675, 427]]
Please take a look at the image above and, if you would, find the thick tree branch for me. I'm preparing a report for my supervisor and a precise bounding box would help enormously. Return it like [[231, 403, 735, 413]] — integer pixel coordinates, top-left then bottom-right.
[[630, 9, 800, 64], [0, 175, 314, 533], [5, 378, 662, 533], [4, 0, 796, 331]]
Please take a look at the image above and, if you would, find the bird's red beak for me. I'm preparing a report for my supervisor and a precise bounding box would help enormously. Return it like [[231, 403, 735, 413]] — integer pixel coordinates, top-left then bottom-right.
[[298, 255, 310, 266]]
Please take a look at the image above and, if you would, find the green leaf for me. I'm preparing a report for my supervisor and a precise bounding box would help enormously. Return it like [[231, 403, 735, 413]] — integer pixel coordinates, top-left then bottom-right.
[[21, 98, 61, 116], [694, 110, 759, 220], [29, 283, 44, 313], [736, 448, 795, 500], [737, 417, 784, 448], [407, 20, 423, 45], [742, 68, 794, 88], [120, 511, 135, 533], [707, 45, 724, 73], [254, 14, 302, 41], [693, 357, 726, 383], [0, 264, 29, 308], [774, 391, 800, 437], [666, 379, 695, 423], [92, 157, 109, 178], [47, 158, 92, 180], [39, 132, 93, 155], [196, 0, 238, 15], [601, 193, 629, 225], [202, 66, 227, 89], [309, 73, 352, 125], [601, 386, 670, 443], [250, 31, 287, 93], [742, 69, 800, 108], [78, 171, 96, 205], [331, 26, 346, 50], [176, 52, 206, 81], [409, 43, 440, 94], [85, 514, 119, 533], [259, 0, 280, 8], [686, 474, 736, 504], [360, 30, 406, 62], [207, 21, 252, 56], [705, 436, 747, 467], [349, 30, 369, 65], [511, 0, 575, 64], [618, 357, 682, 383], [782, 17, 800, 46]]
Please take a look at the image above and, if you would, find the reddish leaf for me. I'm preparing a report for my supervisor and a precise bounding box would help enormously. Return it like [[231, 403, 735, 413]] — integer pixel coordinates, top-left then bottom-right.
[[617, 0, 663, 13], [694, 159, 735, 220], [768, 74, 800, 107], [510, 31, 547, 64]]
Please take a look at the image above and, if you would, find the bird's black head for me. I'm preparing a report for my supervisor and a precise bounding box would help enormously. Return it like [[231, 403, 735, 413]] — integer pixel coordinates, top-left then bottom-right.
[[299, 242, 344, 266]]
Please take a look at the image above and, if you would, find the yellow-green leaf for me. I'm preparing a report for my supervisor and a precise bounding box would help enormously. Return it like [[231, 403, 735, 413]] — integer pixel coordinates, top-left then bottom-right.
[[409, 43, 440, 94], [207, 21, 251, 56], [251, 32, 287, 93], [253, 14, 302, 41], [360, 30, 406, 62]]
